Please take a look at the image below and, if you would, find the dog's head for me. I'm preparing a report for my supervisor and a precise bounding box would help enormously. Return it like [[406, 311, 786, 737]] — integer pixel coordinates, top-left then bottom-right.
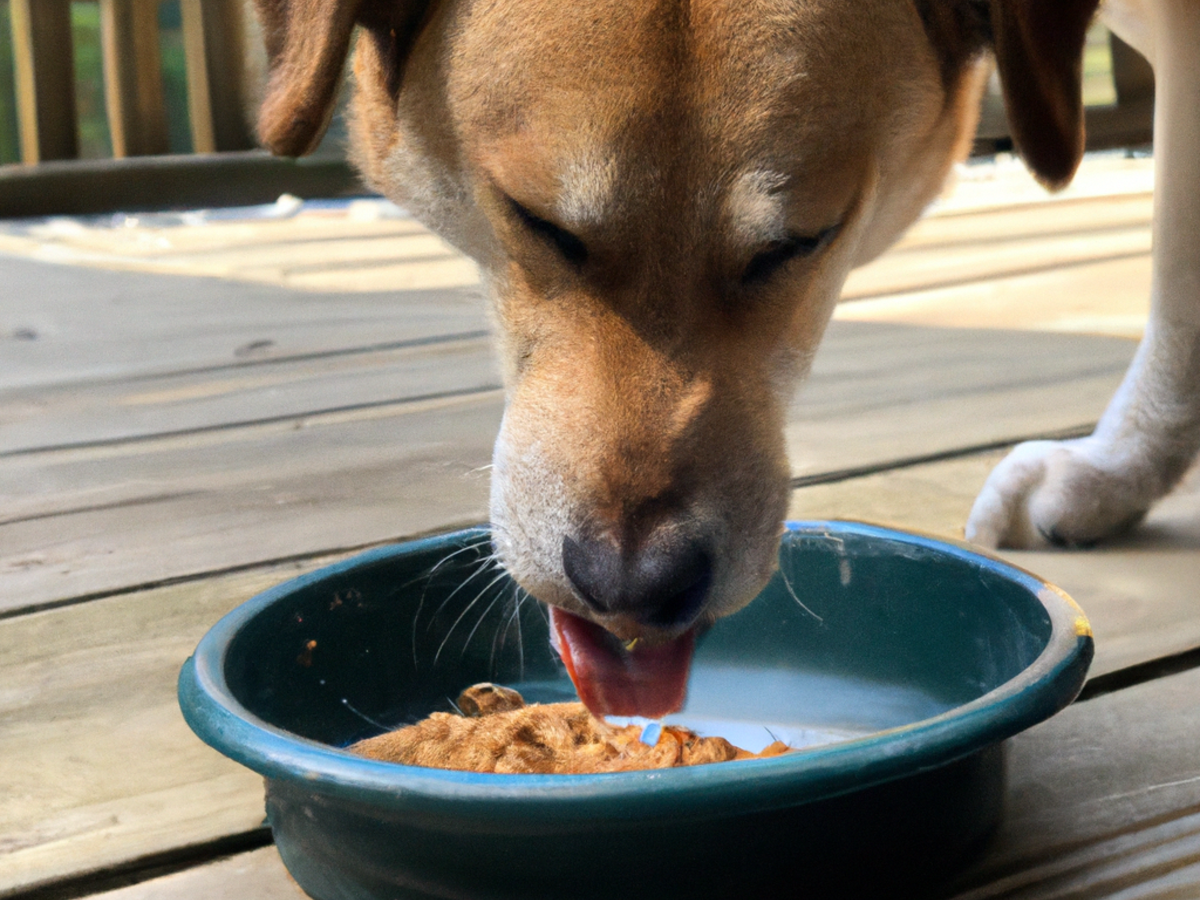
[[255, 0, 1100, 717]]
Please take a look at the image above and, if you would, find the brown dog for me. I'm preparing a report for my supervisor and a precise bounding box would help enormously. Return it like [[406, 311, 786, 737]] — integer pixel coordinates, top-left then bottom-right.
[[252, 0, 1199, 717]]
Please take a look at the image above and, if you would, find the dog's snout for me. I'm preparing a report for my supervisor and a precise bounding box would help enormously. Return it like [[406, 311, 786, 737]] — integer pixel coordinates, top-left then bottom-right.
[[561, 533, 712, 629]]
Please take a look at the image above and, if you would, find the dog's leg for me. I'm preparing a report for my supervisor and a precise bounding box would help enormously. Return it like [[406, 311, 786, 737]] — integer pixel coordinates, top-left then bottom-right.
[[967, 0, 1200, 548]]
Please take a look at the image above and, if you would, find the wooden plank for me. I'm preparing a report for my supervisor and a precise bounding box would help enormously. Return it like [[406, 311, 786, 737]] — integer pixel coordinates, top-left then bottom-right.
[[0, 335, 500, 453], [0, 390, 502, 614], [0, 560, 343, 896], [0, 322, 1134, 612], [86, 847, 304, 900], [1111, 33, 1155, 105], [180, 0, 253, 153], [0, 153, 364, 219], [789, 451, 1200, 680], [0, 210, 480, 294], [836, 251, 1152, 339], [0, 316, 1131, 462], [786, 321, 1133, 479], [9, 0, 77, 163], [945, 666, 1200, 899], [0, 256, 489, 391], [841, 192, 1152, 303], [99, 0, 170, 158]]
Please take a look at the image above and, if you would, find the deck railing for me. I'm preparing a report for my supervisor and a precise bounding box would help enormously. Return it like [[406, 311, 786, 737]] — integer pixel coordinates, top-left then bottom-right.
[[9, 0, 251, 164]]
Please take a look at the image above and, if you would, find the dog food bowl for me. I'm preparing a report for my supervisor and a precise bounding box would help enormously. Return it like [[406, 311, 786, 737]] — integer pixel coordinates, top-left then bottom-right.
[[179, 521, 1092, 899]]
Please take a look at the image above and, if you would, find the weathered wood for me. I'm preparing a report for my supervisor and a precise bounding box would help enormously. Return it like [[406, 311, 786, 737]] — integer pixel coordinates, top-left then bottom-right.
[[9, 0, 77, 163], [1110, 33, 1155, 105], [0, 390, 502, 615], [99, 0, 170, 158], [0, 206, 481, 295], [944, 667, 1200, 899], [841, 192, 1152, 302], [181, 0, 253, 154], [786, 321, 1133, 479], [0, 335, 500, 453], [86, 847, 304, 899], [0, 153, 364, 219], [837, 253, 1152, 338], [0, 256, 489, 392], [0, 560, 342, 896], [0, 320, 1134, 613], [0, 316, 1132, 463]]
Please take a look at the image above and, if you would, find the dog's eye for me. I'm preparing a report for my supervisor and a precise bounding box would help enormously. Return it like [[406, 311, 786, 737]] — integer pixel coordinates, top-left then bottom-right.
[[741, 227, 838, 286], [509, 200, 588, 267]]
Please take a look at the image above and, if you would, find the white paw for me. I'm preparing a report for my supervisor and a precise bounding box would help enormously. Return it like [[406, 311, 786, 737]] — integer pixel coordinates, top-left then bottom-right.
[[965, 438, 1153, 549]]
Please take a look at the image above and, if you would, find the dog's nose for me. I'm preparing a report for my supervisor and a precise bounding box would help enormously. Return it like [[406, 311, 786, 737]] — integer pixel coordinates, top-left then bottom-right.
[[561, 533, 712, 629]]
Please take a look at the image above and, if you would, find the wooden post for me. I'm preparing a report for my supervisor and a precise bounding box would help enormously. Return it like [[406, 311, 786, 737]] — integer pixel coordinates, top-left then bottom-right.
[[1109, 33, 1155, 105], [181, 0, 253, 153], [99, 0, 170, 157], [9, 0, 78, 163]]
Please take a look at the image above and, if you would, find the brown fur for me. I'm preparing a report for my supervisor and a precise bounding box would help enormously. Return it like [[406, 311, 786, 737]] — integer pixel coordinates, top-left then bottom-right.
[[251, 0, 1101, 644]]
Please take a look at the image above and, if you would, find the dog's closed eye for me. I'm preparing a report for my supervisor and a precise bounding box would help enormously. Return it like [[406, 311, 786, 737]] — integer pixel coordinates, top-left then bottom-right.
[[509, 199, 588, 267], [741, 226, 839, 286]]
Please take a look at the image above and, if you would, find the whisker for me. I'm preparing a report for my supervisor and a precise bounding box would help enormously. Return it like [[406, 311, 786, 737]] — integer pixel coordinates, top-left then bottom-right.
[[409, 538, 492, 667], [459, 581, 507, 659], [490, 584, 519, 675], [340, 698, 391, 732], [434, 570, 511, 664], [780, 563, 823, 622], [496, 584, 530, 678], [425, 555, 501, 634], [402, 537, 491, 590]]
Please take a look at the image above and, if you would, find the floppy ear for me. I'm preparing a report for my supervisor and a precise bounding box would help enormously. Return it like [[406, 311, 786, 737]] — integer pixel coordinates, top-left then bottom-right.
[[989, 0, 1102, 189], [254, 0, 363, 157], [253, 0, 431, 157]]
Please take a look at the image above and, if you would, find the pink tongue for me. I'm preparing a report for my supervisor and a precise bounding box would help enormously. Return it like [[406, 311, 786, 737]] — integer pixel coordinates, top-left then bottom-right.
[[549, 608, 695, 718]]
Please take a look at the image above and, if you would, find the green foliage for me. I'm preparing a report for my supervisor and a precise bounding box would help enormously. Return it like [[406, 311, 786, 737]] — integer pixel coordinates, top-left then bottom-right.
[[0, 0, 193, 162], [159, 0, 192, 154], [71, 2, 111, 159], [0, 2, 18, 164]]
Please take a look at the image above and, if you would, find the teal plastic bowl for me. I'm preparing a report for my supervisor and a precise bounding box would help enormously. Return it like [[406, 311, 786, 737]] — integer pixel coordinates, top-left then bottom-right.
[[179, 522, 1092, 899]]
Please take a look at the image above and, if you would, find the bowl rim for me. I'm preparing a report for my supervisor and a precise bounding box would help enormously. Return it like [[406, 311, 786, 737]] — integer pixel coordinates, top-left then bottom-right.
[[179, 520, 1093, 825]]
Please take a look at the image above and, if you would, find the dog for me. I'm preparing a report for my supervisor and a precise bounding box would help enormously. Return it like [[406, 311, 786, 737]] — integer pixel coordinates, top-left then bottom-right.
[[251, 0, 1199, 717]]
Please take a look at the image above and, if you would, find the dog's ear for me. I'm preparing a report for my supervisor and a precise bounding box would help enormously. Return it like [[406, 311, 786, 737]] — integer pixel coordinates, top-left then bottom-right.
[[989, 0, 1102, 189], [254, 0, 431, 157], [254, 0, 362, 157]]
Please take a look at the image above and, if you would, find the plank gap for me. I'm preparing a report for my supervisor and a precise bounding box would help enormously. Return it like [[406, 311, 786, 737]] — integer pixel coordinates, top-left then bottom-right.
[[0, 385, 504, 460], [789, 424, 1096, 490], [0, 330, 493, 395], [5, 828, 272, 900], [929, 189, 1154, 221], [1077, 645, 1200, 704], [879, 217, 1151, 257], [841, 249, 1151, 304], [0, 519, 486, 622], [0, 491, 206, 529]]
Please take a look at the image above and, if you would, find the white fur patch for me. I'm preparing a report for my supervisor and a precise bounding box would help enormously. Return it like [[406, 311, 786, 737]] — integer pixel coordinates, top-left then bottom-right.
[[556, 150, 619, 230], [726, 169, 789, 244]]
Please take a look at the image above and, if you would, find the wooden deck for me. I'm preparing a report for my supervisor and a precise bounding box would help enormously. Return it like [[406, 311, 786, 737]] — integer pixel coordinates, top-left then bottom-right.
[[3, 152, 1199, 900]]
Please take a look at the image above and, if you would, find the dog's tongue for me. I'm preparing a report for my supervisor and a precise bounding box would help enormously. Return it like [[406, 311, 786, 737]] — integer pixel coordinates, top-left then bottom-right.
[[549, 608, 695, 718]]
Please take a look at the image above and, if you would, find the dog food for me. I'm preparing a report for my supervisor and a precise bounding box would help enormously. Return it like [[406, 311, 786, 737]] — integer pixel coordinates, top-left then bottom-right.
[[349, 683, 791, 774]]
